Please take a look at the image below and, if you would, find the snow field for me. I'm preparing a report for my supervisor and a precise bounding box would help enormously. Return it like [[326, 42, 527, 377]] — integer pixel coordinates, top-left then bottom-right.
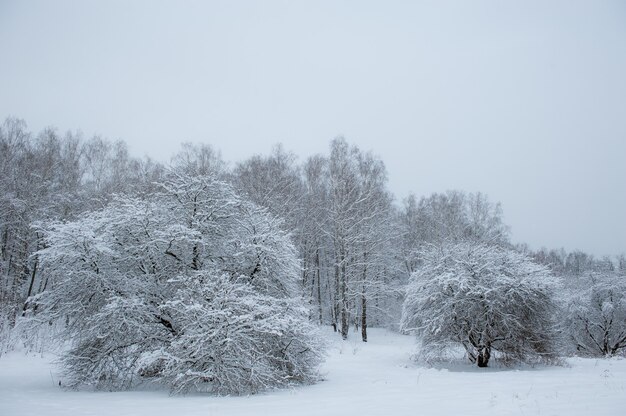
[[0, 328, 624, 416]]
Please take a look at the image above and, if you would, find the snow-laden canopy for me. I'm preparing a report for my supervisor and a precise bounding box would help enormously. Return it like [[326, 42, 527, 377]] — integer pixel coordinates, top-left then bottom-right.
[[30, 173, 324, 394]]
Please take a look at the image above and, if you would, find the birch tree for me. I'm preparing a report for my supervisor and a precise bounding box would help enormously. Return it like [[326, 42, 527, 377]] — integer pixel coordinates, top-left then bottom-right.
[[327, 138, 398, 340]]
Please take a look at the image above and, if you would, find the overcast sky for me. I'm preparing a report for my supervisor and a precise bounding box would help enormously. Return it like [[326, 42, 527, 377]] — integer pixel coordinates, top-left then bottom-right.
[[1, 0, 625, 257]]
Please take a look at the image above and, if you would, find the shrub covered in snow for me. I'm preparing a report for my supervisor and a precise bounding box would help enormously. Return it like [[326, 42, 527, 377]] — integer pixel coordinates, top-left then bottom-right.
[[563, 272, 626, 357], [401, 243, 561, 367], [29, 173, 324, 394]]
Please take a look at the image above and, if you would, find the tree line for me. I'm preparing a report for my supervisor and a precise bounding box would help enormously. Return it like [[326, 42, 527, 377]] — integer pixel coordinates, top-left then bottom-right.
[[1, 117, 625, 392]]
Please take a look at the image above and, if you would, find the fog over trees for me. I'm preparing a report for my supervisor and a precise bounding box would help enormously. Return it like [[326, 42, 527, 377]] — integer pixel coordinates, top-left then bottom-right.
[[1, 117, 625, 393]]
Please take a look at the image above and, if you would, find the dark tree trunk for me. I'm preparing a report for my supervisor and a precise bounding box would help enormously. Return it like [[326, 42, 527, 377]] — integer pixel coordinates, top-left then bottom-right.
[[1, 228, 8, 261], [316, 248, 323, 325], [22, 254, 38, 314], [191, 244, 200, 270], [332, 263, 339, 331], [361, 253, 368, 342], [340, 298, 348, 340], [340, 250, 348, 340], [361, 292, 367, 342], [477, 346, 491, 367]]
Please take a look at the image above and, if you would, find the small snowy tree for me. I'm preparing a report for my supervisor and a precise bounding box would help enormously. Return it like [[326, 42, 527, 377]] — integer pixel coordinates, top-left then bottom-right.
[[401, 243, 561, 367], [564, 272, 626, 356], [30, 173, 324, 394]]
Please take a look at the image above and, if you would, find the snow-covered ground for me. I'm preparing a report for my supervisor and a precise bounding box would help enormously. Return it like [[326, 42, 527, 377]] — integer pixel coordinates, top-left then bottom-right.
[[1, 328, 624, 416]]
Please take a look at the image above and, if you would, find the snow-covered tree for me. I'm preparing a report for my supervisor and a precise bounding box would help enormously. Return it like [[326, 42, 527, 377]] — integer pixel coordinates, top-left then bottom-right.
[[230, 139, 403, 341], [0, 118, 164, 352], [170, 142, 226, 178], [326, 138, 399, 341], [30, 173, 323, 394], [401, 243, 561, 367], [300, 154, 332, 326], [398, 191, 509, 284], [563, 272, 626, 356]]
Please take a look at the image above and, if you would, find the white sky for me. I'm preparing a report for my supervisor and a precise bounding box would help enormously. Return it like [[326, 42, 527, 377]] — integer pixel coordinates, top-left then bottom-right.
[[1, 0, 625, 257]]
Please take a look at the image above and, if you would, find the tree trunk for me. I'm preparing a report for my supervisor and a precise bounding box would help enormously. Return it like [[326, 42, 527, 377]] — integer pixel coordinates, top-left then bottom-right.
[[191, 244, 200, 270], [22, 254, 38, 314], [1, 228, 8, 261], [316, 248, 323, 325], [476, 346, 491, 367], [302, 250, 308, 287], [361, 291, 367, 342], [340, 250, 348, 340], [332, 263, 339, 332], [361, 254, 368, 342]]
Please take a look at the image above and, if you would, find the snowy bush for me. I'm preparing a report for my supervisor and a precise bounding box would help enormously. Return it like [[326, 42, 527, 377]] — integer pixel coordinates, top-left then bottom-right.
[[401, 243, 561, 367], [563, 272, 626, 357], [29, 173, 324, 394]]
